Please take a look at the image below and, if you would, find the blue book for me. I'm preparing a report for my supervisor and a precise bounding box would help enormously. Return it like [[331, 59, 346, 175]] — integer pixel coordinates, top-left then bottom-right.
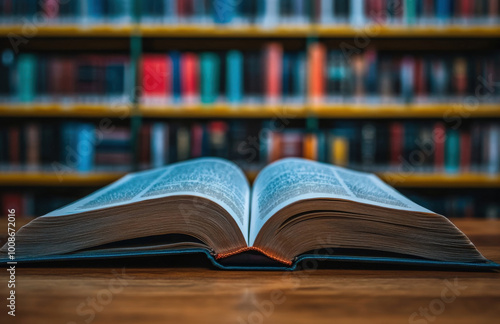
[[151, 123, 167, 168], [281, 52, 291, 98], [88, 0, 103, 20], [170, 51, 182, 103], [226, 50, 243, 104], [213, 0, 239, 24], [76, 123, 95, 172], [436, 0, 451, 22]]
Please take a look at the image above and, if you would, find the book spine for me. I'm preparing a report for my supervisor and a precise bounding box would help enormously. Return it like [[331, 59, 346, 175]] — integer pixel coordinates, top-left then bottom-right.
[[151, 122, 166, 168], [17, 54, 36, 103], [265, 43, 282, 103], [350, 0, 365, 26], [141, 55, 168, 104], [75, 123, 95, 172], [200, 52, 220, 104], [459, 129, 471, 172], [308, 43, 326, 104], [181, 53, 199, 104], [262, 0, 279, 27], [390, 122, 404, 167], [25, 123, 39, 168], [445, 128, 460, 173], [488, 124, 500, 174], [404, 0, 417, 25], [226, 50, 243, 104], [434, 122, 446, 172]]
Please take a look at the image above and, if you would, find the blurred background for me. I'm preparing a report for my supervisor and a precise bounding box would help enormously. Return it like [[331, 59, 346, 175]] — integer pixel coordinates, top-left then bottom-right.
[[0, 0, 499, 219]]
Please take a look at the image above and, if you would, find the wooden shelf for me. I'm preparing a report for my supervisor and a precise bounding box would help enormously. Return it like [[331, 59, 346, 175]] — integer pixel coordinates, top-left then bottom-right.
[[377, 172, 500, 188], [0, 171, 125, 186], [140, 104, 308, 118], [2, 171, 499, 188], [1, 103, 499, 119], [309, 103, 500, 118], [0, 24, 132, 37], [0, 104, 132, 118], [1, 24, 499, 38], [139, 24, 500, 38]]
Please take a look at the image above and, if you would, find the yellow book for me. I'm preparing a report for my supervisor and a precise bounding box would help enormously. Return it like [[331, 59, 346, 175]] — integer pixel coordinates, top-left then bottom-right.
[[332, 137, 349, 166]]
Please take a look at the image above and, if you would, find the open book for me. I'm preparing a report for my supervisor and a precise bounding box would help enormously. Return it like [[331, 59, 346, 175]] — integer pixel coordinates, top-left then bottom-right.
[[1, 158, 498, 270]]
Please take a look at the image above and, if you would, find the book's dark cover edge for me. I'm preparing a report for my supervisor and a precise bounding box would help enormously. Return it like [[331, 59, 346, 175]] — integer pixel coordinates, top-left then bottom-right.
[[1, 249, 499, 272]]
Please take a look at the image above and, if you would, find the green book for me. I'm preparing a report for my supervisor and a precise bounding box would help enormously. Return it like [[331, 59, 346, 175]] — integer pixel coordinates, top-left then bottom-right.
[[17, 54, 36, 103], [226, 50, 243, 104], [200, 53, 220, 104], [405, 0, 417, 25]]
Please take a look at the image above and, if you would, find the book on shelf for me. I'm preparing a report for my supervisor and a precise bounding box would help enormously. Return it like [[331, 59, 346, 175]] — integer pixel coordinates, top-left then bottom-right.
[[2, 0, 498, 27], [1, 120, 499, 175], [4, 46, 499, 106], [1, 157, 498, 270]]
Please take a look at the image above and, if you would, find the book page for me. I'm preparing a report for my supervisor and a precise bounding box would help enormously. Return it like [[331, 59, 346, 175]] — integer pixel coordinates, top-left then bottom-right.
[[45, 158, 251, 241], [249, 158, 432, 245]]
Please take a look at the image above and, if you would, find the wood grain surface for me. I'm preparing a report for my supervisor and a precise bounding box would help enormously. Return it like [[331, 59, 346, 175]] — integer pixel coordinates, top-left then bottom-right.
[[0, 219, 499, 324]]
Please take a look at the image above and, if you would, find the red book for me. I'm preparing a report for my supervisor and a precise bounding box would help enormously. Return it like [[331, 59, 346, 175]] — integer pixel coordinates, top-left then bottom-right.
[[177, 0, 186, 17], [265, 43, 282, 103], [191, 123, 204, 158], [141, 55, 171, 101], [268, 132, 282, 163], [25, 123, 40, 168], [390, 122, 404, 167], [308, 43, 326, 104], [8, 126, 20, 165], [373, 0, 385, 23], [461, 0, 472, 18], [181, 53, 199, 103], [433, 122, 446, 171], [460, 130, 471, 172], [453, 58, 467, 96], [44, 0, 59, 19], [139, 124, 151, 169], [490, 0, 499, 19], [50, 58, 65, 96], [61, 58, 75, 96], [2, 194, 23, 218], [414, 58, 426, 98]]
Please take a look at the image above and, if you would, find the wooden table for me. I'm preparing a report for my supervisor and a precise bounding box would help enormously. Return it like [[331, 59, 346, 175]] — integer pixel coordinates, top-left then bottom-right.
[[1, 219, 499, 324]]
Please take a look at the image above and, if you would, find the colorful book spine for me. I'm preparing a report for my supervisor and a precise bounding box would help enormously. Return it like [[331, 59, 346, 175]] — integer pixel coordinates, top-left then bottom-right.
[[181, 53, 199, 104], [17, 54, 36, 103], [265, 43, 282, 103], [445, 128, 460, 173], [226, 50, 243, 104], [308, 43, 326, 104], [141, 55, 170, 104], [434, 122, 446, 172], [200, 53, 220, 104], [390, 122, 404, 167]]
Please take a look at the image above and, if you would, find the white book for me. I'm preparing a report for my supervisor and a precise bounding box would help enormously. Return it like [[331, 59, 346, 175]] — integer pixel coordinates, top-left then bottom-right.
[[320, 0, 334, 25], [350, 0, 365, 27], [263, 0, 279, 28]]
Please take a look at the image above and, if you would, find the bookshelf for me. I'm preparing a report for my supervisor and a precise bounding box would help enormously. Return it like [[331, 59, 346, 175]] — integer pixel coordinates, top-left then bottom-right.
[[1, 0, 500, 219], [1, 25, 500, 38]]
